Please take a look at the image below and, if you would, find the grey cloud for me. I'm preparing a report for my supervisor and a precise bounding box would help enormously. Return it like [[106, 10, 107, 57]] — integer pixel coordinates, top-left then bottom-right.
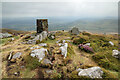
[[2, 2, 118, 18]]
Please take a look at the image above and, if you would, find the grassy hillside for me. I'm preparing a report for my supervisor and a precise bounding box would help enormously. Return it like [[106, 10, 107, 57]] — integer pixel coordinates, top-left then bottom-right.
[[1, 29, 119, 79]]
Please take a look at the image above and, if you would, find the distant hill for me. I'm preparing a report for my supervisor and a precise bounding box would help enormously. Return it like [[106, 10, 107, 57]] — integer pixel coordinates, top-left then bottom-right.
[[2, 17, 118, 33], [0, 28, 29, 34]]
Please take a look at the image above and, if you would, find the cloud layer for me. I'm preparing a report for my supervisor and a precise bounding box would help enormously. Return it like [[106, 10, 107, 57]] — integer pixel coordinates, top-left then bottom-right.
[[2, 1, 118, 18]]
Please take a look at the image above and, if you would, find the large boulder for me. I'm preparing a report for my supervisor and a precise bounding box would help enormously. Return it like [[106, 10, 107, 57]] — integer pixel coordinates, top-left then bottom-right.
[[30, 48, 48, 62], [78, 67, 103, 78], [112, 50, 120, 59], [33, 31, 47, 42], [59, 43, 68, 58], [69, 27, 80, 35]]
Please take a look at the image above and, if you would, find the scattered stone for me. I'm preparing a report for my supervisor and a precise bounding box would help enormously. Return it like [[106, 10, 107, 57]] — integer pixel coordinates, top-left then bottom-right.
[[12, 52, 22, 59], [59, 43, 68, 58], [112, 50, 120, 59], [66, 40, 71, 42], [39, 43, 47, 47], [56, 40, 60, 43], [30, 46, 40, 49], [109, 41, 114, 46], [20, 66, 25, 68], [11, 38, 15, 41], [30, 54, 36, 57], [48, 32, 55, 40], [31, 48, 48, 62], [27, 40, 36, 44], [43, 59, 52, 64], [63, 40, 66, 43], [76, 68, 83, 72], [46, 70, 53, 74], [14, 71, 20, 76], [0, 33, 13, 38], [78, 67, 103, 78], [8, 52, 13, 61], [85, 43, 90, 46]]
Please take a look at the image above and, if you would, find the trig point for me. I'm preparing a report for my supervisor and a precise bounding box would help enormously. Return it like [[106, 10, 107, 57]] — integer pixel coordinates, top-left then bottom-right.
[[36, 19, 48, 33]]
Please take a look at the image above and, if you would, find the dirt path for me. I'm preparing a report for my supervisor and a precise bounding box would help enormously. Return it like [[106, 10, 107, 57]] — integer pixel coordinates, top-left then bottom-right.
[[1, 34, 27, 50], [71, 45, 97, 67]]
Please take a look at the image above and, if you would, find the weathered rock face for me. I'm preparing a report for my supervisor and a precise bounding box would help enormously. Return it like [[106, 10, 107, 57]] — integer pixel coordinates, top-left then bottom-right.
[[78, 67, 103, 78], [69, 27, 80, 35], [112, 50, 120, 59], [30, 48, 48, 62], [59, 43, 68, 58], [0, 33, 13, 38], [37, 19, 48, 33]]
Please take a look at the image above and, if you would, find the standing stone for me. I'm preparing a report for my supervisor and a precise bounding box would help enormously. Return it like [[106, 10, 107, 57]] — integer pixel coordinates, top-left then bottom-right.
[[36, 19, 48, 33]]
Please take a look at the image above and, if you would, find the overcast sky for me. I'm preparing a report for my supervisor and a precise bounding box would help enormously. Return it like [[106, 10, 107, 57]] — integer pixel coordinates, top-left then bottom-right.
[[1, 0, 119, 18]]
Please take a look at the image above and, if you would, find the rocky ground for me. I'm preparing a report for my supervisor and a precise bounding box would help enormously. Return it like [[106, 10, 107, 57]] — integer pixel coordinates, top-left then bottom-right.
[[1, 30, 119, 79]]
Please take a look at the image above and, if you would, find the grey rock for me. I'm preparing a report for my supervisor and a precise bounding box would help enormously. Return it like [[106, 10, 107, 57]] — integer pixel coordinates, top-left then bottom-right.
[[109, 41, 114, 46], [8, 52, 13, 60], [78, 67, 103, 78], [69, 27, 80, 35], [56, 40, 61, 43], [59, 43, 68, 58], [0, 33, 13, 38], [33, 31, 47, 42], [112, 50, 120, 59], [27, 40, 36, 44], [31, 48, 48, 62], [85, 43, 90, 46], [46, 69, 53, 74], [39, 43, 47, 47], [11, 38, 15, 41], [43, 59, 52, 64], [12, 52, 22, 59], [48, 32, 55, 40], [42, 31, 48, 40], [30, 46, 40, 49]]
